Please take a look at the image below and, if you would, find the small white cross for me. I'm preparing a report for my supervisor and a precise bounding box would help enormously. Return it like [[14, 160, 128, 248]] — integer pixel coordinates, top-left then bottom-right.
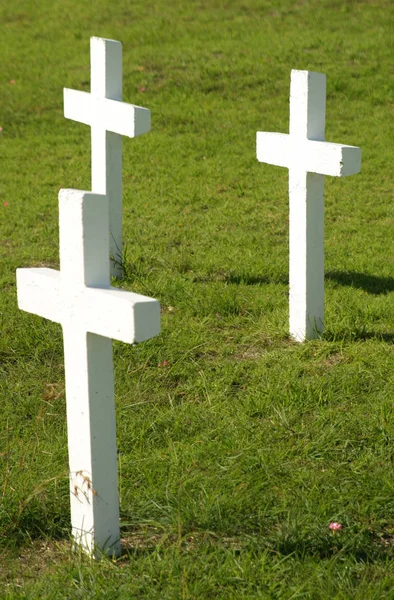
[[64, 37, 151, 278], [17, 189, 160, 558], [257, 70, 361, 341]]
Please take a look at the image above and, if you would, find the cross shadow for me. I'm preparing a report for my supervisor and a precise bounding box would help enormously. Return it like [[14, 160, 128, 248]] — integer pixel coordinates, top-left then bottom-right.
[[324, 330, 394, 344], [326, 271, 394, 295], [224, 273, 288, 286], [198, 270, 394, 295], [192, 270, 394, 296], [273, 535, 392, 563], [192, 272, 288, 286]]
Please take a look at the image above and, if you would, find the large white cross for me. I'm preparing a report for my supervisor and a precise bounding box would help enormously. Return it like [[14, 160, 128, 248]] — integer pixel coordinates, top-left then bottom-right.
[[257, 70, 361, 341], [17, 188, 160, 558], [64, 37, 151, 279]]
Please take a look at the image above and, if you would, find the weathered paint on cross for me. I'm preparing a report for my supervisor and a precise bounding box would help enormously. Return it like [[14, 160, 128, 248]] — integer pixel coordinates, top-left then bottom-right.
[[257, 70, 361, 341], [64, 37, 151, 278], [17, 189, 160, 558]]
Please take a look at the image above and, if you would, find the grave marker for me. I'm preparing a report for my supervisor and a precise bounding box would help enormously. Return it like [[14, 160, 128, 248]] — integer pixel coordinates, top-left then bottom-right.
[[17, 188, 160, 558], [64, 37, 151, 278], [257, 70, 361, 341]]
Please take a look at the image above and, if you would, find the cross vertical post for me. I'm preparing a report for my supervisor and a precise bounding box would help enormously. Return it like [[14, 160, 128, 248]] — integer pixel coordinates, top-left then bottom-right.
[[257, 70, 361, 341], [17, 189, 160, 558], [289, 71, 326, 341], [64, 37, 151, 278], [91, 38, 123, 277]]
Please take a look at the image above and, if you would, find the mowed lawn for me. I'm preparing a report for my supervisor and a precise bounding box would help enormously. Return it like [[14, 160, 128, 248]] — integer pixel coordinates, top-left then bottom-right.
[[0, 0, 393, 597]]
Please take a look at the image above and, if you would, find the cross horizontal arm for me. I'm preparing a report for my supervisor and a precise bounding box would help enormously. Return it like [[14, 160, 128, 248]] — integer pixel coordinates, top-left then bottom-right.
[[81, 287, 160, 343], [17, 268, 160, 343], [256, 132, 361, 177], [63, 89, 93, 128], [17, 268, 61, 323], [64, 88, 151, 137]]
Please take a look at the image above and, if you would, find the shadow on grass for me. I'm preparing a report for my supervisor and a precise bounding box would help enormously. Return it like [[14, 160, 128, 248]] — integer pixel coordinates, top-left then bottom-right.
[[226, 273, 288, 286], [196, 270, 394, 293], [274, 534, 394, 563], [193, 272, 288, 286], [195, 270, 394, 294], [326, 271, 394, 295], [324, 330, 394, 344], [117, 526, 394, 566], [3, 514, 69, 550]]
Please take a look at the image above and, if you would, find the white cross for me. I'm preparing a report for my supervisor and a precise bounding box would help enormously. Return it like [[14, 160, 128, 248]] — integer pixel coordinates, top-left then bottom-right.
[[257, 70, 361, 341], [64, 37, 151, 279], [17, 188, 160, 558]]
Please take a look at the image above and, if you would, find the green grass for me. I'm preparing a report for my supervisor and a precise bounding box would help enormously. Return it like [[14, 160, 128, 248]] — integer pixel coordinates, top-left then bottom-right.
[[1, 0, 394, 597]]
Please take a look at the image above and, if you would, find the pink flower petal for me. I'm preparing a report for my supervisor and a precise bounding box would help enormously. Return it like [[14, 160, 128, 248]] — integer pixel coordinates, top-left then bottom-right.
[[9, 80, 16, 84], [329, 522, 343, 531], [3, 202, 9, 207]]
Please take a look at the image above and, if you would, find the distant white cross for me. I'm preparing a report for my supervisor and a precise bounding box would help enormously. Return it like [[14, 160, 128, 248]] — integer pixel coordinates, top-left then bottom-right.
[[17, 189, 160, 558], [257, 70, 361, 341], [64, 37, 151, 278]]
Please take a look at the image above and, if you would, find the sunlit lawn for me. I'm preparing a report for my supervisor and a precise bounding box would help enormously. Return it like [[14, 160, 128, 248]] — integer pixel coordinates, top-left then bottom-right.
[[1, 0, 393, 597]]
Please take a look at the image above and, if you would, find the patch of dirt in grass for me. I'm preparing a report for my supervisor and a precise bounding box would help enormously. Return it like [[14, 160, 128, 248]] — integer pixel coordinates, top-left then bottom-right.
[[233, 348, 266, 361], [0, 540, 71, 589], [30, 261, 58, 269], [43, 382, 64, 402], [120, 529, 170, 553], [322, 352, 344, 367], [119, 528, 245, 558], [232, 337, 276, 361], [380, 536, 394, 547]]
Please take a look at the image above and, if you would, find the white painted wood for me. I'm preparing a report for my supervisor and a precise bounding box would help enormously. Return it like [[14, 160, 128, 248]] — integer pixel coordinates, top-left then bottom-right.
[[64, 37, 151, 278], [257, 135, 361, 177], [17, 189, 160, 558], [256, 69, 361, 341]]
